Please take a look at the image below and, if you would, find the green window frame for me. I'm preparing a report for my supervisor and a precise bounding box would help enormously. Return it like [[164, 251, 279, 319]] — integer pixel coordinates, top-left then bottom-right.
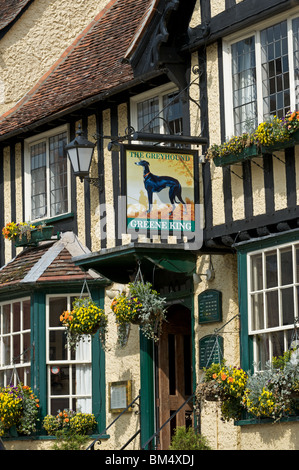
[[1, 287, 106, 438], [237, 230, 299, 373]]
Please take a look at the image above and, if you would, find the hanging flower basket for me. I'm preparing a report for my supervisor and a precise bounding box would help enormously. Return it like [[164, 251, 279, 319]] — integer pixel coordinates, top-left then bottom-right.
[[195, 363, 248, 421], [0, 383, 40, 437], [111, 281, 167, 345], [196, 348, 299, 423], [60, 297, 108, 351]]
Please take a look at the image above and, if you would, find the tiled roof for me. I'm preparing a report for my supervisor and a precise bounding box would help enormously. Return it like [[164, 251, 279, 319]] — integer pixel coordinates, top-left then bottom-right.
[[0, 0, 32, 32], [0, 232, 101, 289], [0, 0, 154, 139]]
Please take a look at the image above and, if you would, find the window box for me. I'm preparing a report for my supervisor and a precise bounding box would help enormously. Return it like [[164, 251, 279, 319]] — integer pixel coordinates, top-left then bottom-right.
[[261, 129, 299, 153], [213, 145, 260, 167], [14, 226, 54, 247]]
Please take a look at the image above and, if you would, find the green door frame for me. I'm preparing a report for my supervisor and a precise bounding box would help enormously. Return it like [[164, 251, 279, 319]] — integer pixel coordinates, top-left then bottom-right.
[[139, 292, 195, 449]]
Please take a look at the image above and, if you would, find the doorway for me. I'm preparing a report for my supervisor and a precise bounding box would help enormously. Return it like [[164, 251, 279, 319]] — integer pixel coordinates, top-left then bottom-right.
[[156, 304, 193, 449]]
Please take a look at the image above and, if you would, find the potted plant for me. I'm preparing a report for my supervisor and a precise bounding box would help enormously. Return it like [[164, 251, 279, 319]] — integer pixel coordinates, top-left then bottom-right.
[[60, 297, 108, 351], [111, 281, 167, 345], [0, 383, 40, 437]]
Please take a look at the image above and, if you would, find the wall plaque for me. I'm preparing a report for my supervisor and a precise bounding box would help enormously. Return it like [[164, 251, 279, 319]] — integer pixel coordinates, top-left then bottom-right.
[[198, 289, 222, 324], [199, 335, 223, 369], [108, 380, 132, 413]]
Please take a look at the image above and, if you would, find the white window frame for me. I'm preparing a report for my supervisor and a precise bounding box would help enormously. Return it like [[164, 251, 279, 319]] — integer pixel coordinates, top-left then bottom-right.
[[46, 294, 92, 414], [130, 82, 180, 136], [247, 240, 299, 371], [223, 8, 299, 139], [0, 297, 31, 387], [24, 125, 71, 223]]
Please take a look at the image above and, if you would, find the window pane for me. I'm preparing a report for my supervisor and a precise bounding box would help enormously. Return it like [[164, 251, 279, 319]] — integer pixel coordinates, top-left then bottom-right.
[[13, 303, 20, 332], [163, 92, 183, 135], [23, 332, 31, 363], [251, 293, 264, 330], [261, 20, 290, 119], [281, 287, 294, 326], [293, 17, 299, 108], [266, 290, 279, 328], [280, 248, 293, 285], [2, 337, 10, 365], [49, 297, 67, 327], [49, 132, 68, 217], [51, 398, 69, 415], [231, 36, 257, 133], [13, 335, 20, 361], [256, 334, 270, 370], [272, 330, 285, 358], [251, 254, 263, 291], [137, 97, 159, 133], [2, 304, 10, 334], [23, 300, 31, 330], [265, 251, 277, 288], [49, 330, 67, 361], [50, 365, 69, 396], [31, 141, 47, 220]]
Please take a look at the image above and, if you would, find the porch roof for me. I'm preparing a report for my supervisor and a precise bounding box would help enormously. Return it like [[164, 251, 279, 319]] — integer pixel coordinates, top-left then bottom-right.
[[0, 232, 105, 291]]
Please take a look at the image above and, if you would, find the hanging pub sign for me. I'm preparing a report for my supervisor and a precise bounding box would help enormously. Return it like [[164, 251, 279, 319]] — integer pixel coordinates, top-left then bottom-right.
[[199, 335, 224, 369], [198, 289, 222, 324], [121, 145, 200, 241]]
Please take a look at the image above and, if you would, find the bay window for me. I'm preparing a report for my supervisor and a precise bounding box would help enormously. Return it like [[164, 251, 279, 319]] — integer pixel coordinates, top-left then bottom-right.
[[46, 295, 92, 415], [0, 298, 31, 387], [247, 240, 299, 371]]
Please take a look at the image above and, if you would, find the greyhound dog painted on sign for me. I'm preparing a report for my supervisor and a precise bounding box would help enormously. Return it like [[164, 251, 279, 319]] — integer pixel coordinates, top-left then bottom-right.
[[135, 160, 187, 215]]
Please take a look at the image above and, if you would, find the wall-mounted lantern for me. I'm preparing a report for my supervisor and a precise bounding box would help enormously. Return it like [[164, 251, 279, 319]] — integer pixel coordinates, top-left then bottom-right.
[[65, 124, 96, 182]]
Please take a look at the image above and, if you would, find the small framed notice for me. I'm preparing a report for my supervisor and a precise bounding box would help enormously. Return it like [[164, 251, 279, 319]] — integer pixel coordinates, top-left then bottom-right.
[[108, 380, 132, 413], [198, 289, 222, 324], [199, 335, 224, 369]]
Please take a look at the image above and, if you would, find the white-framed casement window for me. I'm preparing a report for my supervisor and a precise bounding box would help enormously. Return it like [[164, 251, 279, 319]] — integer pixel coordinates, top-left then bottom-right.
[[223, 10, 299, 137], [130, 82, 183, 136], [247, 241, 299, 371], [24, 125, 71, 222], [46, 295, 92, 415], [0, 298, 31, 387]]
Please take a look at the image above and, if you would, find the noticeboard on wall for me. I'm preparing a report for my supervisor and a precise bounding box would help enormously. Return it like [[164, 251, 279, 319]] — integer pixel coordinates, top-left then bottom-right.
[[108, 380, 132, 413], [199, 335, 224, 369], [198, 289, 222, 324], [121, 145, 199, 240]]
